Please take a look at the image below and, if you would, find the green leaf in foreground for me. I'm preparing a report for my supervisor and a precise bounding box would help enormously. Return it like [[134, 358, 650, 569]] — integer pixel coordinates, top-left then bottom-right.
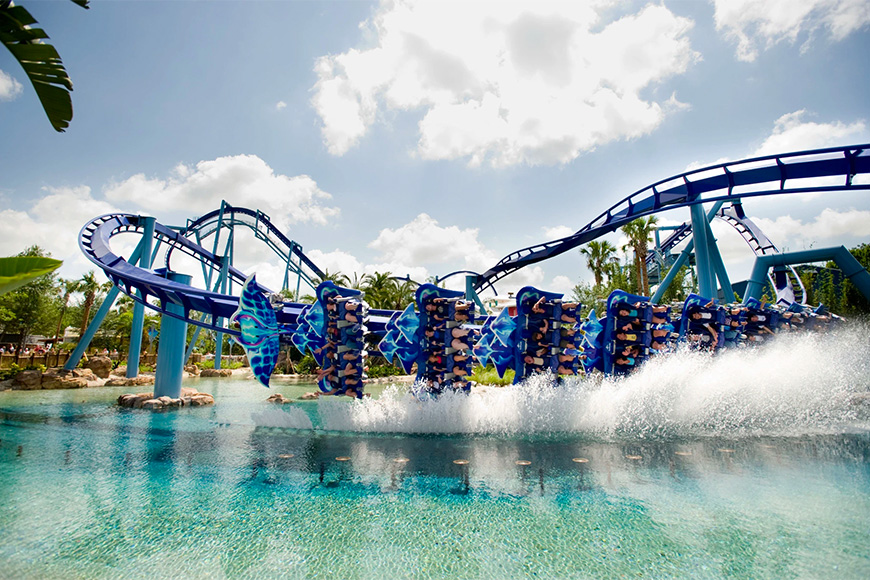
[[0, 256, 63, 295]]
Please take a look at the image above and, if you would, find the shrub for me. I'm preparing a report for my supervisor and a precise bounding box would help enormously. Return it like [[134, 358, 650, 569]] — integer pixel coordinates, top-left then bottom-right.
[[366, 362, 404, 378], [0, 363, 22, 381], [470, 364, 514, 386], [196, 359, 245, 370], [295, 354, 317, 375]]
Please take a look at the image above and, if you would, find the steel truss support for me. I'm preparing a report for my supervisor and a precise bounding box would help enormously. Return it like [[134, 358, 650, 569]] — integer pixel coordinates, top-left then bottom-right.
[[743, 246, 870, 304]]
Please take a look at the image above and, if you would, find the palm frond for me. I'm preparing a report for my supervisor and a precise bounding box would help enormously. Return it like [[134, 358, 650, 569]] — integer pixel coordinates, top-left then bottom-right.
[[0, 0, 89, 132]]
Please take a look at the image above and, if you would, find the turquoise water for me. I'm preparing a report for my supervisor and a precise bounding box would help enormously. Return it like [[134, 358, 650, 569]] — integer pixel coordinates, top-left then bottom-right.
[[1, 329, 870, 579]]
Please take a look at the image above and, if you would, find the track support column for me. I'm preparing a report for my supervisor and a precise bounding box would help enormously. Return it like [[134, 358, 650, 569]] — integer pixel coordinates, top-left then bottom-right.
[[705, 224, 734, 302], [465, 274, 487, 315], [127, 216, 156, 378], [652, 201, 723, 303], [690, 203, 717, 300], [154, 272, 193, 399]]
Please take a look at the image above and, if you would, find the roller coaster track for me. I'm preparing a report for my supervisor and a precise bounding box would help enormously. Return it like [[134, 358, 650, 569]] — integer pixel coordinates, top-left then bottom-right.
[[80, 213, 305, 335], [476, 144, 870, 293], [172, 204, 325, 290], [80, 212, 395, 335], [646, 203, 807, 302]]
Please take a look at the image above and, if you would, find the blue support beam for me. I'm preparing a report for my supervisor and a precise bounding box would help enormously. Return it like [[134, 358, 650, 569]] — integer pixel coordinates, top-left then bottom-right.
[[65, 228, 149, 371], [154, 272, 193, 399], [743, 246, 870, 304], [465, 274, 487, 315], [690, 203, 717, 300], [63, 286, 123, 370], [704, 222, 734, 302], [652, 202, 723, 303], [127, 216, 156, 378]]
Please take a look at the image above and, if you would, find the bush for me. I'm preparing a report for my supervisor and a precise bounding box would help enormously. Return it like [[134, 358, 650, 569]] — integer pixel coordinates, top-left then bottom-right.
[[196, 359, 245, 370], [0, 363, 22, 381], [366, 362, 405, 378], [471, 364, 514, 386], [1, 363, 48, 381], [295, 354, 317, 375]]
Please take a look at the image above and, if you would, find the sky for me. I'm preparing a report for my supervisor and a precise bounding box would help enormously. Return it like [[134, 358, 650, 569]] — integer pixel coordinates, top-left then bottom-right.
[[1, 0, 869, 300]]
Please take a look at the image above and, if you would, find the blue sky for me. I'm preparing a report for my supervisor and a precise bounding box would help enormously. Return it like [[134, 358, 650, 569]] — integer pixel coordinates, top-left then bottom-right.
[[1, 0, 869, 298]]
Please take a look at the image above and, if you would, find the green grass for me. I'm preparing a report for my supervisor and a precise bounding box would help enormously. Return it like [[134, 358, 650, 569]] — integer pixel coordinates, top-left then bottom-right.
[[470, 364, 514, 386]]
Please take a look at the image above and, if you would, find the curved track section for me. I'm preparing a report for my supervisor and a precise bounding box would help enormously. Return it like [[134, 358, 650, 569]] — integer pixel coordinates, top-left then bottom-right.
[[173, 204, 325, 287], [80, 213, 395, 335], [81, 214, 296, 335], [645, 203, 806, 302], [477, 144, 870, 293], [647, 223, 692, 268]]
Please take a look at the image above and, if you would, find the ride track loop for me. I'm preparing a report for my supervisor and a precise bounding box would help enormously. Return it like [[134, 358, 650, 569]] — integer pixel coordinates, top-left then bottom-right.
[[475, 144, 870, 293], [79, 213, 396, 337]]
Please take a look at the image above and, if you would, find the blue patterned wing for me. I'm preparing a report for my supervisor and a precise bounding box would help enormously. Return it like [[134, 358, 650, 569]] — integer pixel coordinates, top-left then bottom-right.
[[489, 308, 516, 347], [378, 330, 402, 365], [472, 333, 495, 368], [394, 304, 420, 342], [231, 275, 280, 387]]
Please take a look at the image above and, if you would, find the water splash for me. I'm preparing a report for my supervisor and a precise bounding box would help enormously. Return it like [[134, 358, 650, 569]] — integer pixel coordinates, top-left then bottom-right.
[[293, 324, 870, 439], [252, 405, 314, 430]]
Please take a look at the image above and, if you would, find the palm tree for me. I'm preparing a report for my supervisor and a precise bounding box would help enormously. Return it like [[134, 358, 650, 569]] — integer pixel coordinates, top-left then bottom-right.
[[579, 240, 616, 287], [75, 270, 100, 338], [391, 279, 417, 310], [0, 0, 90, 132], [314, 269, 350, 287], [52, 277, 77, 345], [620, 217, 659, 296], [361, 272, 397, 309], [348, 272, 365, 290]]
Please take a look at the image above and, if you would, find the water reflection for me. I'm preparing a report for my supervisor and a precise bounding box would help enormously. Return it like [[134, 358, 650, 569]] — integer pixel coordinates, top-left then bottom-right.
[[2, 389, 870, 579]]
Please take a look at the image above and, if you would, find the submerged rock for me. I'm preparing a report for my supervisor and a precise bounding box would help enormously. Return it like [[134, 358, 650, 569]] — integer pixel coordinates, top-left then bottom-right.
[[117, 389, 214, 410], [41, 369, 88, 390], [105, 375, 155, 387], [200, 368, 233, 378], [267, 393, 292, 404]]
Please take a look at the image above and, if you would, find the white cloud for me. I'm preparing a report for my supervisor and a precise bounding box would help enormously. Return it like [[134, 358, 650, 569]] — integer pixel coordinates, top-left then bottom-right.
[[104, 154, 339, 230], [713, 0, 870, 62], [550, 274, 574, 294], [293, 213, 549, 297], [754, 208, 870, 246], [275, 100, 287, 110], [0, 69, 23, 101], [312, 0, 698, 166], [685, 110, 868, 173], [0, 186, 119, 278], [493, 265, 546, 295], [752, 110, 868, 157], [307, 249, 365, 278], [369, 213, 497, 270], [542, 225, 574, 239]]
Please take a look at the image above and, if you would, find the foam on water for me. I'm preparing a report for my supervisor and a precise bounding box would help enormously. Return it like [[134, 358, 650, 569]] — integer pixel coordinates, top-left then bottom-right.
[[306, 324, 870, 438]]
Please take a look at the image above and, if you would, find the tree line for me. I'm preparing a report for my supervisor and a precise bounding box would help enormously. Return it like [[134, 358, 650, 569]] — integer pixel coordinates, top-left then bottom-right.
[[0, 246, 158, 353]]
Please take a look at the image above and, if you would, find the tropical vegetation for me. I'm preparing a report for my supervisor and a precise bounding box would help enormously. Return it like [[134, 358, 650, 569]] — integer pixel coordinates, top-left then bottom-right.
[[0, 0, 89, 132], [0, 246, 157, 353], [620, 216, 658, 296]]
